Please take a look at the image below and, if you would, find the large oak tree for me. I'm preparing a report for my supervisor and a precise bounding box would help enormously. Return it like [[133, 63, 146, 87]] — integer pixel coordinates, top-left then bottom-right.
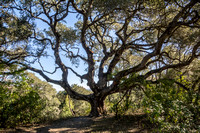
[[1, 0, 199, 116]]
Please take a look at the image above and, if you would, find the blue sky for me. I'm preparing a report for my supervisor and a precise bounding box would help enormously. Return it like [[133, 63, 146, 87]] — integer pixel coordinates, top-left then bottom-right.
[[32, 13, 90, 92]]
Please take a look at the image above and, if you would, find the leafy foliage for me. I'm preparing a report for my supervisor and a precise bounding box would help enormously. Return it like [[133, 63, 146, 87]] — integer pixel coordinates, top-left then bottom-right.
[[57, 84, 91, 117], [0, 73, 44, 128], [27, 73, 61, 121], [105, 89, 143, 118], [0, 72, 64, 128], [106, 92, 130, 117], [0, 6, 33, 75], [57, 91, 75, 118], [71, 85, 91, 116], [142, 73, 200, 132]]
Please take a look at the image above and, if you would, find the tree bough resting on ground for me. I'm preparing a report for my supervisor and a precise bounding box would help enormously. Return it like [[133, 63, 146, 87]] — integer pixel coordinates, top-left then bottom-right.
[[2, 0, 200, 117]]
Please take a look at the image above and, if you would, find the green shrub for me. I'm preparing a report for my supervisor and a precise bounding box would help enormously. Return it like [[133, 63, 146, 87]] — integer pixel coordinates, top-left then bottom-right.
[[142, 79, 200, 132], [0, 75, 44, 128]]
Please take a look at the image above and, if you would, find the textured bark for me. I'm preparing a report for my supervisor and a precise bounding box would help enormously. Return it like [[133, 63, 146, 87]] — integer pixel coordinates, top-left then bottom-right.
[[88, 96, 106, 117]]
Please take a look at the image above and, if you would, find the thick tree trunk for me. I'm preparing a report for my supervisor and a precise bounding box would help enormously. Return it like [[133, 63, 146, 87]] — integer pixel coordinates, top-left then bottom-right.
[[88, 96, 106, 117]]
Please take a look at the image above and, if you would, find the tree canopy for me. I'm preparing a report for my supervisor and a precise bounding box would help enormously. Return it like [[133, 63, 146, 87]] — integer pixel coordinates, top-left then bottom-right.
[[1, 0, 200, 116]]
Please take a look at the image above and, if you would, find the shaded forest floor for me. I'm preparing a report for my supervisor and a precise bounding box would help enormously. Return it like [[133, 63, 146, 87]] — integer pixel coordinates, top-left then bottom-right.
[[1, 114, 153, 133]]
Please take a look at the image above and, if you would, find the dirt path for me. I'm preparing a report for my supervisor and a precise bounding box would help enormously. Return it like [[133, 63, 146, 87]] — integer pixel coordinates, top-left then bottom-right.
[[1, 115, 152, 133]]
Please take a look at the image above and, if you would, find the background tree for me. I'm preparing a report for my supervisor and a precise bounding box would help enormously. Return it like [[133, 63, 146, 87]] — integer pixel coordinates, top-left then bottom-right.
[[0, 72, 44, 128], [27, 73, 61, 121], [71, 84, 91, 115], [57, 84, 91, 117], [1, 0, 200, 116], [0, 71, 65, 128]]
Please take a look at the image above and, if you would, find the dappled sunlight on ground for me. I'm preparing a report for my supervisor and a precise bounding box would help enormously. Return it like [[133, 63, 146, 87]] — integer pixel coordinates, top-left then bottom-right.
[[1, 114, 153, 133]]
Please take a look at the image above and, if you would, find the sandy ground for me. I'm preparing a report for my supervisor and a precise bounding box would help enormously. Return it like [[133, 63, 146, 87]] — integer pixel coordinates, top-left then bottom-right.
[[0, 115, 152, 133]]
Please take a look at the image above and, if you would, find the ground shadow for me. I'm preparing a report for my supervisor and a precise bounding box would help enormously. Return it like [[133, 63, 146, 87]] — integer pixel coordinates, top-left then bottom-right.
[[89, 114, 152, 132], [1, 114, 153, 132], [34, 116, 94, 133]]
